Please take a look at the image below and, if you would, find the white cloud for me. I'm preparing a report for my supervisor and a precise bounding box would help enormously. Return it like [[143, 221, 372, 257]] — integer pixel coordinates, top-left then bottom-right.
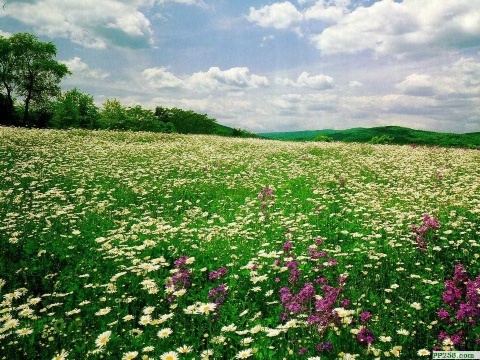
[[348, 80, 363, 88], [141, 67, 184, 89], [276, 71, 335, 90], [297, 71, 335, 90], [395, 57, 480, 99], [247, 1, 303, 30], [395, 73, 437, 96], [189, 67, 269, 90], [0, 0, 204, 49], [304, 0, 351, 23], [0, 30, 12, 38], [310, 0, 480, 57], [62, 57, 110, 80], [141, 66, 269, 92], [1, 0, 153, 49]]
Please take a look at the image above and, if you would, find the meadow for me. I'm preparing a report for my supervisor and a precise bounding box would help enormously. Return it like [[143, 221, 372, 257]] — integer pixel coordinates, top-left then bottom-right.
[[0, 126, 479, 360]]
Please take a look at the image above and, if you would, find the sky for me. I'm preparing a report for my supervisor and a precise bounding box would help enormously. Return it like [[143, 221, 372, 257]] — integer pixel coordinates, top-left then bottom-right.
[[1, 0, 480, 133]]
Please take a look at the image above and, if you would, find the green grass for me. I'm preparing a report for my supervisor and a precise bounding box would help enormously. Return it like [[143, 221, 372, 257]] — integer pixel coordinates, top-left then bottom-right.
[[1, 126, 479, 360], [259, 126, 480, 148]]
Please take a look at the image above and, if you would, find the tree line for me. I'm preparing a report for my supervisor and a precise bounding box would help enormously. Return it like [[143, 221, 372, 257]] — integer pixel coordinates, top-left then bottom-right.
[[1, 32, 253, 137]]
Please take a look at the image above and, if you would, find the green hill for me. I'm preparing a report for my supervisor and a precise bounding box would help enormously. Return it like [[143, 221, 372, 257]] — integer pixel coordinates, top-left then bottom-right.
[[259, 126, 480, 148]]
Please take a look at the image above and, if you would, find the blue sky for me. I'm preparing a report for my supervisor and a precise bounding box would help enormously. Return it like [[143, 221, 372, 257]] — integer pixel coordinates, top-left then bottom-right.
[[1, 0, 480, 133]]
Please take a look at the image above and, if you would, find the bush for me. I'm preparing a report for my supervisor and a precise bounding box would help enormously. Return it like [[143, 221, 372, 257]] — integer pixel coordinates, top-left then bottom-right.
[[313, 134, 334, 142], [370, 134, 394, 144]]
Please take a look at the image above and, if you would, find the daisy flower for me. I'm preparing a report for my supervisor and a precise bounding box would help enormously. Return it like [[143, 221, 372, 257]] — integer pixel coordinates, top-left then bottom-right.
[[95, 330, 111, 348], [15, 327, 33, 336], [123, 314, 135, 322], [160, 351, 178, 360], [51, 349, 69, 360], [176, 345, 193, 353], [201, 349, 214, 359], [417, 349, 431, 356], [198, 303, 217, 315], [235, 348, 253, 359], [157, 328, 173, 339], [410, 302, 422, 310], [95, 307, 111, 316], [221, 324, 237, 332], [122, 351, 138, 360]]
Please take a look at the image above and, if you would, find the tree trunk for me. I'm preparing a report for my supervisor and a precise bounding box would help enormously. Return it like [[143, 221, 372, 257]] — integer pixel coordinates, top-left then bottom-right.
[[23, 93, 31, 126]]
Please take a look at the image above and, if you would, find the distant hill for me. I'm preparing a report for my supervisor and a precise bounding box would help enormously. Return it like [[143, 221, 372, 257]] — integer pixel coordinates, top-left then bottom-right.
[[214, 123, 258, 138], [259, 126, 480, 149]]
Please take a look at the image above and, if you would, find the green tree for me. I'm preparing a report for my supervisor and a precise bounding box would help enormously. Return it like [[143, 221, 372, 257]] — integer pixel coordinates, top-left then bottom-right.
[[126, 105, 174, 133], [0, 35, 16, 124], [51, 88, 99, 129], [100, 100, 175, 133], [167, 107, 217, 134], [370, 134, 394, 145], [313, 134, 334, 142], [0, 33, 70, 126], [98, 99, 130, 130]]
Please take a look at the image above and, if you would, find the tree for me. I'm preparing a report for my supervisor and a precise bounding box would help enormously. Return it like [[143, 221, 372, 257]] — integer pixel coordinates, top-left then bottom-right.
[[126, 105, 174, 133], [313, 134, 334, 142], [51, 88, 99, 129], [100, 100, 175, 133], [167, 107, 217, 134], [98, 99, 130, 130], [0, 36, 16, 124], [370, 134, 394, 145], [0, 33, 70, 126]]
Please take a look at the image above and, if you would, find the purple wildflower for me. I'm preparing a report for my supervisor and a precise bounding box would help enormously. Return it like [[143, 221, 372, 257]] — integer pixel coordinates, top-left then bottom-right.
[[438, 308, 450, 321], [356, 327, 375, 345], [453, 264, 469, 283], [360, 311, 372, 324]]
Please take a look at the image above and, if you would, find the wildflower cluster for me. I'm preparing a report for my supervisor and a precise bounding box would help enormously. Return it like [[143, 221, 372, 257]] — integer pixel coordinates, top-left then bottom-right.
[[258, 186, 275, 220], [435, 264, 480, 350], [166, 256, 195, 302], [411, 213, 441, 253], [1, 127, 480, 359]]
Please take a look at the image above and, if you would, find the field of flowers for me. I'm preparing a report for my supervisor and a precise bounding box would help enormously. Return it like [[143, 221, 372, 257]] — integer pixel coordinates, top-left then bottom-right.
[[1, 126, 479, 360]]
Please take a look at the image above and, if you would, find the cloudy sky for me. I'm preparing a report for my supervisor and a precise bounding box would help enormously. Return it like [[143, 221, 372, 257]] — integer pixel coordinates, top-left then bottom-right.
[[1, 0, 480, 133]]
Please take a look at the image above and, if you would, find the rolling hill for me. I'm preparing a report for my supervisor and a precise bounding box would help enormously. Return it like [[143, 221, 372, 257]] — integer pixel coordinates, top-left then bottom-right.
[[259, 126, 480, 148]]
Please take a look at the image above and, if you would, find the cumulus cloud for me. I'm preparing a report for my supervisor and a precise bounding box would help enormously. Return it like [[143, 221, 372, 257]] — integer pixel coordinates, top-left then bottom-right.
[[141, 67, 184, 89], [276, 71, 335, 90], [62, 57, 110, 79], [310, 0, 480, 57], [247, 0, 480, 58], [0, 0, 203, 49], [304, 0, 351, 23], [247, 2, 303, 30], [395, 57, 480, 99], [395, 73, 437, 96], [141, 66, 269, 92], [189, 67, 269, 90]]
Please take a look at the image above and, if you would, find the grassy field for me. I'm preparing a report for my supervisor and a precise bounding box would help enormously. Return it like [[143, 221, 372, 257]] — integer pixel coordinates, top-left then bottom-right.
[[259, 126, 480, 149], [1, 126, 479, 360]]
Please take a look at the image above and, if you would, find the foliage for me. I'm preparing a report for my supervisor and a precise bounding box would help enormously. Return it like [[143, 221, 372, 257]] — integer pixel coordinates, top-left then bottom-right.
[[313, 134, 334, 142], [0, 33, 70, 126], [50, 88, 100, 129], [155, 106, 217, 134], [100, 100, 175, 133], [261, 126, 480, 149], [370, 134, 394, 144]]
